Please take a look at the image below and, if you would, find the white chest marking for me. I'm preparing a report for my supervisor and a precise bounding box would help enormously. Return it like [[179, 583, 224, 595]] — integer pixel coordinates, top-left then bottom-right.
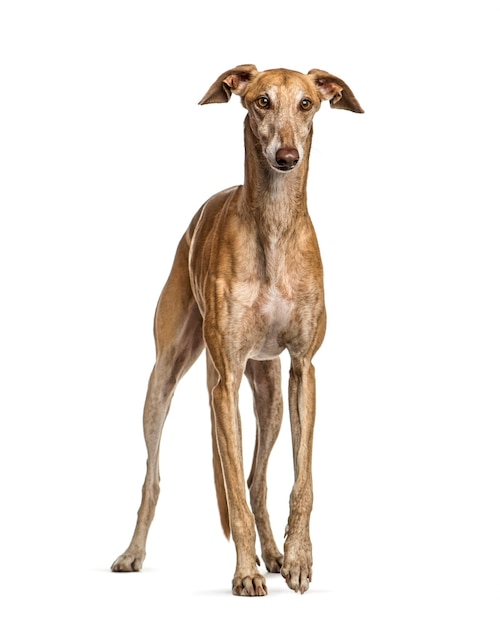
[[260, 286, 295, 325]]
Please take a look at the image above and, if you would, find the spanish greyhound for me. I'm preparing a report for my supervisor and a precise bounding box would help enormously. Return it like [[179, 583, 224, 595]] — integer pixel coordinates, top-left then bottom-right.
[[111, 65, 363, 595]]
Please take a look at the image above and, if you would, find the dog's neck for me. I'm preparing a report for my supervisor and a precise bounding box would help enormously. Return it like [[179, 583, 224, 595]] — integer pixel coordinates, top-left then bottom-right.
[[241, 116, 312, 239]]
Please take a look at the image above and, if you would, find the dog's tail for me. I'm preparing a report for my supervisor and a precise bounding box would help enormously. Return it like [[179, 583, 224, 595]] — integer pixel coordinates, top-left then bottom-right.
[[211, 414, 231, 540]]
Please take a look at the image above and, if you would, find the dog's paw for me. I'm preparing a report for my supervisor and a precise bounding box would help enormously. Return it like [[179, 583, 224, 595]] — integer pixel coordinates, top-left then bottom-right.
[[281, 560, 312, 594], [262, 550, 284, 574], [111, 552, 144, 572], [232, 572, 268, 596], [281, 541, 312, 593]]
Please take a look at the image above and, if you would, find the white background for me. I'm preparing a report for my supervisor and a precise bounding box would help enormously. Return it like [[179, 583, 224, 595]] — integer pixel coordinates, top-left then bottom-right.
[[1, 1, 499, 624]]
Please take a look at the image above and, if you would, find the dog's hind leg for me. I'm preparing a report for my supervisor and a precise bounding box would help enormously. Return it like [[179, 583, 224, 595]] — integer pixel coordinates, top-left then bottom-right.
[[111, 235, 204, 572], [245, 358, 284, 574]]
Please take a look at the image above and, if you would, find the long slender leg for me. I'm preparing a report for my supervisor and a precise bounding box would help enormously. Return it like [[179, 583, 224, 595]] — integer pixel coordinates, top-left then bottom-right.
[[110, 363, 176, 571], [111, 236, 204, 572], [281, 357, 317, 593], [207, 347, 267, 596], [245, 358, 284, 573]]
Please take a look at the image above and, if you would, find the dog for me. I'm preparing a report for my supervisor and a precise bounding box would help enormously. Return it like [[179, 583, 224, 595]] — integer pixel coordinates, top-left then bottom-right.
[[111, 65, 363, 595]]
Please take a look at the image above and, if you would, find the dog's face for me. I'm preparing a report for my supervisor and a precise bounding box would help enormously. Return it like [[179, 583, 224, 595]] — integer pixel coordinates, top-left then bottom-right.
[[240, 69, 322, 172], [199, 66, 364, 174]]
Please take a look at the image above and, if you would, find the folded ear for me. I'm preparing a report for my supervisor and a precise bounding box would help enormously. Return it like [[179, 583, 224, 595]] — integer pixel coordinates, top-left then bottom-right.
[[198, 64, 258, 104], [308, 69, 364, 113]]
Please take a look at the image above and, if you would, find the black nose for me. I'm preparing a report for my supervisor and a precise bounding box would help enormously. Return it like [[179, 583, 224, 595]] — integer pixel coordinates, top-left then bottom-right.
[[275, 147, 299, 169]]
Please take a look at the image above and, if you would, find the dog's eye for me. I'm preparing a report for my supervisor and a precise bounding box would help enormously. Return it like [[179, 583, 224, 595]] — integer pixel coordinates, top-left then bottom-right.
[[300, 98, 313, 111], [256, 96, 270, 109]]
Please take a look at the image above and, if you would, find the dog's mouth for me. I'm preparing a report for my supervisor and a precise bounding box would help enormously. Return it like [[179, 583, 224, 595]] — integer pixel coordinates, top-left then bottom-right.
[[272, 163, 297, 172]]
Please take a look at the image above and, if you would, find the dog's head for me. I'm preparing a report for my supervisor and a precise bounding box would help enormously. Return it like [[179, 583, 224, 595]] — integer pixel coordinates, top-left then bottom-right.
[[199, 65, 364, 173]]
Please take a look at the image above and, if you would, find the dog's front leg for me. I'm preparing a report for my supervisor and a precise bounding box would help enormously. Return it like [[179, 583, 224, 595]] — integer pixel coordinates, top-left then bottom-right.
[[209, 352, 267, 596], [245, 358, 284, 574], [282, 358, 317, 593]]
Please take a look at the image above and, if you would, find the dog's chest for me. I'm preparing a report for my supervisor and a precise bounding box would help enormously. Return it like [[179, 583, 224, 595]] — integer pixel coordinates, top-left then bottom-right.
[[234, 280, 297, 359], [221, 237, 319, 358], [259, 285, 294, 325], [231, 280, 294, 322]]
